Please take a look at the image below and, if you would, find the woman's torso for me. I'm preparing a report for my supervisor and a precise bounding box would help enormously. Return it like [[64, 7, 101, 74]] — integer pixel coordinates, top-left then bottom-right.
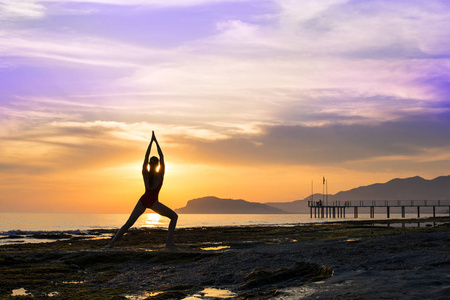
[[144, 172, 163, 192]]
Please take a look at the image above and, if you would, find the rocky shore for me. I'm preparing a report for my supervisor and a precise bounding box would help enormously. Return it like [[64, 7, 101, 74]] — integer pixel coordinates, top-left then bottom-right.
[[1, 217, 449, 299]]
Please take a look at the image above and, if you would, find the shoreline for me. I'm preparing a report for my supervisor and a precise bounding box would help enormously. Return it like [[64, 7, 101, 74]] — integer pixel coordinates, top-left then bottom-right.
[[2, 212, 447, 235], [1, 216, 449, 299], [1, 215, 447, 246]]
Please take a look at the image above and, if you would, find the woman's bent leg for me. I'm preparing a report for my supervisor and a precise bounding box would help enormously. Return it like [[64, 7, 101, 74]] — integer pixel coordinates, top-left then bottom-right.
[[107, 201, 146, 248], [151, 201, 178, 247]]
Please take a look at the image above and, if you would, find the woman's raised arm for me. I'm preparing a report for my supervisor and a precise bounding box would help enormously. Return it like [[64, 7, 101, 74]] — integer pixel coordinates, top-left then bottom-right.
[[142, 134, 154, 174], [153, 133, 165, 174]]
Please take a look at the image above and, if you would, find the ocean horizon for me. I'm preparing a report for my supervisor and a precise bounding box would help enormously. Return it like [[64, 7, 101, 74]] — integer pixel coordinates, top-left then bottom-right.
[[0, 211, 437, 233]]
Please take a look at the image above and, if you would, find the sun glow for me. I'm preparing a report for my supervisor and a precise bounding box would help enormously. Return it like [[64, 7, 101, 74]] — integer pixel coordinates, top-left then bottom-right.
[[142, 213, 162, 228]]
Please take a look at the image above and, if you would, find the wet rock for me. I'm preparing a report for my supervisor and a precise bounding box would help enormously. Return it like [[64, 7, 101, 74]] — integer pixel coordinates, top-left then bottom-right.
[[239, 261, 333, 291], [70, 264, 81, 270]]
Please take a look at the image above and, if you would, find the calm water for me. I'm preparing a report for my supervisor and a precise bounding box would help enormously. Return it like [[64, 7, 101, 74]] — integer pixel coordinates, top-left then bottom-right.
[[0, 212, 439, 245], [0, 212, 431, 233], [0, 213, 314, 232]]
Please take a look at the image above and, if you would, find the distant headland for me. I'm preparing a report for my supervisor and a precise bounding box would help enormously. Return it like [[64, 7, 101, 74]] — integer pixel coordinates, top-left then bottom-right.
[[175, 196, 289, 214], [175, 175, 450, 214]]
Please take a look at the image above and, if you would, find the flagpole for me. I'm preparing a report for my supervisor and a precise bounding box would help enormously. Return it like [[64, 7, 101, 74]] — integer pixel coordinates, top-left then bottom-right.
[[322, 176, 325, 206]]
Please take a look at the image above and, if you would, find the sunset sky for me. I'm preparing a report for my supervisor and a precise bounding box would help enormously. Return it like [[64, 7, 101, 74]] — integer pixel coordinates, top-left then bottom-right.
[[1, 0, 450, 213]]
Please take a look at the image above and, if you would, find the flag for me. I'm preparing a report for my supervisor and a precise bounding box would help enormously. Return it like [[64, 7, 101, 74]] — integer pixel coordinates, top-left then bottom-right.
[[323, 176, 325, 184]]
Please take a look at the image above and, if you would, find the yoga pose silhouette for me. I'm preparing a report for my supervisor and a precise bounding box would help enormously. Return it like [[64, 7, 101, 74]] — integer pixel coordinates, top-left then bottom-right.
[[107, 131, 178, 248]]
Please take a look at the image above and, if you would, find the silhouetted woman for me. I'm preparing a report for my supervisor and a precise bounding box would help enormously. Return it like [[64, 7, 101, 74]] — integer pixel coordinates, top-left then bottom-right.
[[107, 131, 178, 248]]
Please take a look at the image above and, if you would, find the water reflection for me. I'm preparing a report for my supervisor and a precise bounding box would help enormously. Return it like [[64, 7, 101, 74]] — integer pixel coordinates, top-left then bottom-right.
[[183, 288, 236, 299], [63, 280, 86, 284], [275, 286, 318, 299], [370, 222, 446, 228], [141, 213, 162, 228], [124, 291, 160, 300], [201, 288, 235, 298], [11, 288, 82, 298], [12, 288, 28, 296], [200, 245, 230, 251]]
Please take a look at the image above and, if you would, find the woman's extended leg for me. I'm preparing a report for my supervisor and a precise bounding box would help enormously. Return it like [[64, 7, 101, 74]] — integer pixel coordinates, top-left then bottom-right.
[[107, 200, 146, 248], [151, 201, 178, 247]]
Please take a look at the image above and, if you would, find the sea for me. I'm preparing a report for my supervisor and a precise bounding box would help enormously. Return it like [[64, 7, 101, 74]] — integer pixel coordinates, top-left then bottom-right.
[[0, 212, 439, 245], [1, 212, 429, 231], [1, 213, 319, 232]]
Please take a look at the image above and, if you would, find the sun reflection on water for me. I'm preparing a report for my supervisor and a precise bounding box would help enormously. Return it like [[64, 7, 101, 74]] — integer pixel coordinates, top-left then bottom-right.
[[141, 213, 162, 228], [11, 288, 28, 296], [200, 245, 231, 251]]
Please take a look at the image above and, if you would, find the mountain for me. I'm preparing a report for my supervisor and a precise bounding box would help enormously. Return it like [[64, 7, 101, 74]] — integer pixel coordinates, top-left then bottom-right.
[[266, 175, 450, 213], [331, 175, 450, 201], [175, 196, 289, 214], [264, 199, 310, 214], [176, 176, 450, 214]]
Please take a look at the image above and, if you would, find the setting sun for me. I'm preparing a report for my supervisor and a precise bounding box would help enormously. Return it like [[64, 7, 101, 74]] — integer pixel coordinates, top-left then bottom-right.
[[141, 213, 162, 228]]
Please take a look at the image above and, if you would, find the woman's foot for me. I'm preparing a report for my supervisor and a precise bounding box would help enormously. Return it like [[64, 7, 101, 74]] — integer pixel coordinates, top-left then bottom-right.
[[106, 243, 114, 249], [166, 242, 178, 249]]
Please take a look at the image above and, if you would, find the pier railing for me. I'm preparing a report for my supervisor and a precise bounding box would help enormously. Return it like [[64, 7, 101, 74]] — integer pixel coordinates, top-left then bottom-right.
[[308, 199, 450, 219]]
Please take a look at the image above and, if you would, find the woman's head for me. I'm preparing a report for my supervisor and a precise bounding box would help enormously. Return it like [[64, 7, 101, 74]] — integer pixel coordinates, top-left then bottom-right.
[[149, 156, 159, 170]]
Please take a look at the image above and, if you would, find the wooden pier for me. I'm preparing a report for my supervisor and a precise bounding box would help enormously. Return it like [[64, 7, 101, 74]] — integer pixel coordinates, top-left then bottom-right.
[[308, 200, 450, 219]]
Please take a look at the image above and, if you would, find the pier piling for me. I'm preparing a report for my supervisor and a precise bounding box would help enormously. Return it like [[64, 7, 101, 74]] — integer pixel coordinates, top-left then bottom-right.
[[308, 200, 450, 219]]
